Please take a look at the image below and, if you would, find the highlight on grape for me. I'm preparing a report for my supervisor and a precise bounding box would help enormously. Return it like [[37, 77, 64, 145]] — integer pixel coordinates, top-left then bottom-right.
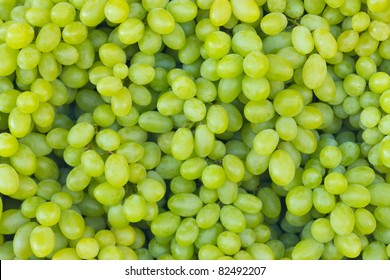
[[0, 0, 390, 260]]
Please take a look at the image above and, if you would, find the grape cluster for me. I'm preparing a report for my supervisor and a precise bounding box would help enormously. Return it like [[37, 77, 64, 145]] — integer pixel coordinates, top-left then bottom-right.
[[1, 0, 390, 260]]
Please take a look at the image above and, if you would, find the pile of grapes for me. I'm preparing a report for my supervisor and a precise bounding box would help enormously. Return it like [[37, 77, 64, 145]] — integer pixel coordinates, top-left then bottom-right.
[[1, 0, 390, 260]]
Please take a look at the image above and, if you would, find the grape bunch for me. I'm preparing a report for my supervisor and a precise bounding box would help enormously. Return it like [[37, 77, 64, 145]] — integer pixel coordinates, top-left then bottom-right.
[[1, 0, 390, 260]]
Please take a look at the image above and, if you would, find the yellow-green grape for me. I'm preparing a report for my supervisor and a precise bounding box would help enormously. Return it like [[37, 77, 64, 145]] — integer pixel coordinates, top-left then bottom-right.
[[354, 208, 376, 235], [123, 194, 146, 223], [204, 31, 231, 59], [128, 63, 155, 86], [166, 0, 198, 23], [75, 237, 99, 260], [29, 225, 55, 258], [170, 127, 194, 161], [311, 218, 335, 243], [334, 232, 361, 258], [183, 97, 206, 122], [313, 186, 336, 214], [96, 76, 122, 97], [157, 91, 184, 116], [16, 45, 40, 70], [138, 111, 173, 134], [243, 51, 268, 79], [146, 8, 175, 35], [253, 129, 279, 156], [313, 73, 337, 102], [95, 129, 121, 152], [232, 29, 262, 57], [274, 89, 305, 117], [0, 132, 19, 158], [340, 183, 371, 208], [66, 165, 90, 192], [324, 171, 347, 195], [216, 54, 243, 79], [374, 207, 390, 230], [246, 243, 275, 260], [242, 76, 270, 102], [105, 154, 129, 188], [244, 100, 275, 124], [35, 23, 61, 53], [220, 205, 246, 233], [222, 154, 245, 183], [138, 27, 162, 55], [266, 54, 294, 82], [367, 0, 390, 13], [67, 122, 95, 148], [286, 186, 312, 216], [198, 244, 224, 260], [5, 22, 34, 50], [93, 104, 115, 127], [319, 145, 342, 169], [216, 231, 241, 256], [104, 0, 130, 24], [380, 90, 390, 113], [369, 71, 390, 95], [261, 13, 287, 36], [302, 54, 327, 89], [25, 6, 50, 27], [269, 149, 295, 187], [195, 203, 220, 230], [233, 193, 262, 214], [162, 23, 186, 50], [313, 28, 337, 59], [230, 0, 260, 23], [118, 18, 145, 45], [209, 0, 231, 26], [0, 163, 19, 196], [291, 238, 324, 260], [360, 107, 381, 128], [351, 11, 370, 32], [201, 164, 226, 190], [10, 144, 37, 176], [13, 221, 37, 259], [194, 124, 215, 157], [112, 226, 136, 247], [363, 241, 388, 260], [337, 29, 359, 53], [0, 43, 19, 76], [49, 2, 76, 27], [257, 187, 281, 219], [98, 43, 126, 68], [369, 20, 390, 42], [367, 183, 390, 207], [58, 209, 85, 240], [79, 0, 106, 27], [137, 178, 165, 203], [35, 202, 61, 227], [53, 43, 79, 66], [291, 25, 314, 55], [206, 104, 229, 134], [175, 217, 199, 246], [125, 162, 146, 183], [151, 211, 181, 237], [330, 202, 355, 236], [168, 193, 203, 217]]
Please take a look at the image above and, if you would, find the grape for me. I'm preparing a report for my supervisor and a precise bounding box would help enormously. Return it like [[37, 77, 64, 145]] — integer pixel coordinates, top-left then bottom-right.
[[2, 0, 390, 262]]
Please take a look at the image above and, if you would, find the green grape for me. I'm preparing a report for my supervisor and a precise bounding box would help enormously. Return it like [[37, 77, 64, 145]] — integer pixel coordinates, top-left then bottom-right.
[[292, 238, 324, 260], [209, 0, 231, 27], [311, 218, 335, 243], [265, 54, 294, 82], [170, 127, 194, 161], [168, 193, 203, 217], [334, 232, 361, 258], [0, 132, 19, 158], [217, 231, 241, 256], [35, 23, 61, 52], [302, 54, 327, 89], [30, 225, 55, 258], [5, 22, 34, 50], [220, 205, 246, 233], [204, 31, 231, 59], [147, 8, 175, 35], [330, 202, 355, 235], [58, 209, 85, 241], [95, 129, 121, 152], [367, 183, 390, 207], [230, 0, 260, 23], [233, 193, 262, 214], [36, 202, 61, 227], [260, 13, 287, 36], [269, 149, 296, 187], [176, 218, 199, 246], [201, 164, 226, 190], [137, 178, 165, 203], [151, 211, 181, 237], [286, 186, 312, 216], [104, 154, 129, 188], [198, 244, 224, 260], [13, 221, 38, 259], [10, 144, 37, 176], [246, 243, 275, 260], [79, 0, 106, 27]]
